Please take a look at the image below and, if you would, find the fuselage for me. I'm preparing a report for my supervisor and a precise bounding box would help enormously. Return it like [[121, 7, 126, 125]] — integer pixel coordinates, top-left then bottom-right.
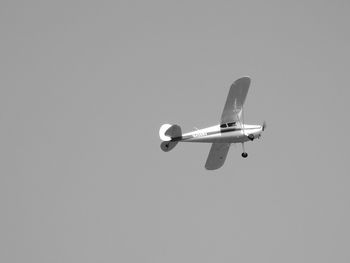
[[175, 122, 263, 143]]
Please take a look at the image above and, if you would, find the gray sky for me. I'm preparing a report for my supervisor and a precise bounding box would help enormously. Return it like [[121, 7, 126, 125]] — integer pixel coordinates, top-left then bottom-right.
[[1, 1, 350, 262]]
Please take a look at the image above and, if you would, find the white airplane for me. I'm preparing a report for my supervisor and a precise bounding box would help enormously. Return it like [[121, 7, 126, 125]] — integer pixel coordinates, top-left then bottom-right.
[[159, 76, 266, 170]]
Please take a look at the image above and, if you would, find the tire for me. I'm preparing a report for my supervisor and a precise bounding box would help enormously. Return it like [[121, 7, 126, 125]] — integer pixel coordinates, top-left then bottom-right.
[[248, 134, 254, 141]]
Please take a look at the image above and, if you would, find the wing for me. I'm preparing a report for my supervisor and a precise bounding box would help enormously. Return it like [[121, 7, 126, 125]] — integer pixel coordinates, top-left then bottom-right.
[[205, 143, 231, 170], [220, 76, 251, 124]]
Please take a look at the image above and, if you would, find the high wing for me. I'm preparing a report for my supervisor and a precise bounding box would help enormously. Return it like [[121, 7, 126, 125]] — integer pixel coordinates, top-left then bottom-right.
[[220, 76, 251, 124], [205, 143, 231, 170]]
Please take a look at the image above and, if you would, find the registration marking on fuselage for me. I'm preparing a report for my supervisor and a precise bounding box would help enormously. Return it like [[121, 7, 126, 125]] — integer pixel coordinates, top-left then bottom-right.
[[192, 131, 207, 138]]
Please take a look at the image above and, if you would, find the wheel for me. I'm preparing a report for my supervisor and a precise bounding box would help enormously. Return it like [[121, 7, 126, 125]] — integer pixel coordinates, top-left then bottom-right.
[[241, 152, 248, 158], [248, 134, 254, 141]]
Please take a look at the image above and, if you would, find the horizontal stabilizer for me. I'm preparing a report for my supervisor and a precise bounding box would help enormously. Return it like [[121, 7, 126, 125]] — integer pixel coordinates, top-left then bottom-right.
[[159, 123, 182, 152], [160, 141, 178, 152], [159, 124, 182, 141]]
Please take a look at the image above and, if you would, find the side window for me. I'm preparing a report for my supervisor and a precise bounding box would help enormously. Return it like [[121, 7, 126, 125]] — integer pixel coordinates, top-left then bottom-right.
[[227, 122, 236, 127], [220, 124, 227, 128]]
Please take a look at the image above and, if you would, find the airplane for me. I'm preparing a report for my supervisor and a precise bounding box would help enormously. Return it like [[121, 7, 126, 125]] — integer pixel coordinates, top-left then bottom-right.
[[159, 76, 266, 170]]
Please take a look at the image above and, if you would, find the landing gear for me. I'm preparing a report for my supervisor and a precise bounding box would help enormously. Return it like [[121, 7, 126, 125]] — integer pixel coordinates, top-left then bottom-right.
[[248, 134, 254, 141], [241, 143, 248, 158]]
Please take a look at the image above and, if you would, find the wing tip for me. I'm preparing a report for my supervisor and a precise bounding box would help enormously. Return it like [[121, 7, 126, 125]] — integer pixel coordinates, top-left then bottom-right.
[[235, 76, 251, 83], [205, 164, 223, 171]]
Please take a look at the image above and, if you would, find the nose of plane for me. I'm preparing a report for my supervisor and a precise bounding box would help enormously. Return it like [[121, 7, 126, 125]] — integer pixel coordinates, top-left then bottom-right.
[[257, 121, 266, 138]]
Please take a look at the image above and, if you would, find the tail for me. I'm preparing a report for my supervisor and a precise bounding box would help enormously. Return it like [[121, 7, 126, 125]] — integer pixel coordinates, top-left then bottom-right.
[[159, 124, 182, 152]]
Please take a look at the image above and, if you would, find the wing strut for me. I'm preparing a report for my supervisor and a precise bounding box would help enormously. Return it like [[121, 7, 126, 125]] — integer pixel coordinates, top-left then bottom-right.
[[241, 104, 245, 135]]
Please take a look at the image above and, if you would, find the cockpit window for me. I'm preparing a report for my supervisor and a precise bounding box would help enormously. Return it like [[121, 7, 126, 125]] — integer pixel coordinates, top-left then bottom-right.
[[221, 122, 237, 128]]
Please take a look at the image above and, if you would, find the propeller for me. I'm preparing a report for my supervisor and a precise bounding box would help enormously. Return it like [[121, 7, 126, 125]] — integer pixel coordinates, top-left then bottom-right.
[[262, 121, 267, 131]]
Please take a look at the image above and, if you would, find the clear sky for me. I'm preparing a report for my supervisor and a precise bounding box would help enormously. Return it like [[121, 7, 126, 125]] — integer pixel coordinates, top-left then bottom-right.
[[1, 1, 350, 262]]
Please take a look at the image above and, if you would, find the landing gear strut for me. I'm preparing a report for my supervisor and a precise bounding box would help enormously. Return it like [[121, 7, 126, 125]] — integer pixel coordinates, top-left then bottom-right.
[[241, 143, 248, 158]]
